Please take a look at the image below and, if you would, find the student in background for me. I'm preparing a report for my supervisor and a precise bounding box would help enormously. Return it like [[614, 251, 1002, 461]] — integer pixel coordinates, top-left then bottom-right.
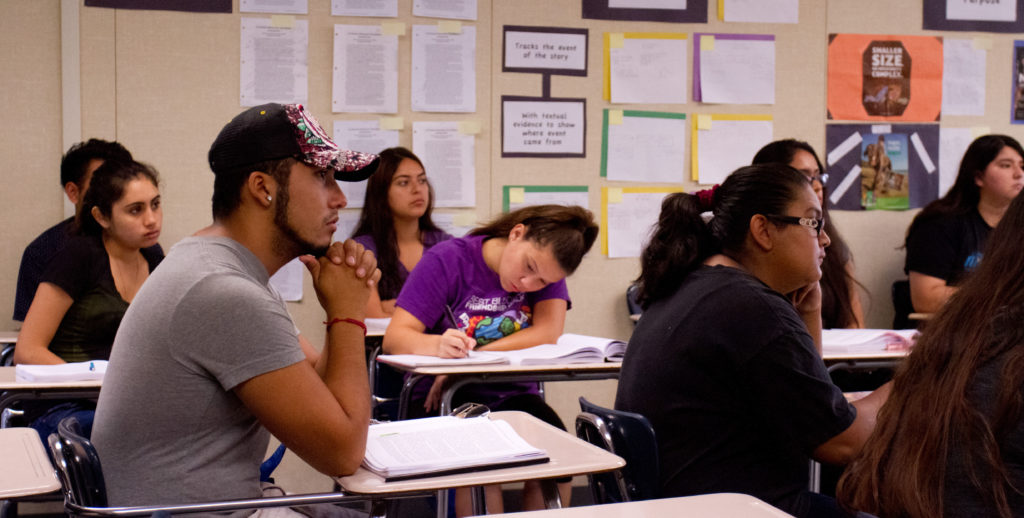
[[839, 192, 1024, 518], [383, 204, 598, 516], [616, 165, 889, 518], [753, 139, 864, 329], [351, 147, 451, 317], [14, 159, 163, 440], [905, 134, 1024, 313], [13, 139, 163, 322]]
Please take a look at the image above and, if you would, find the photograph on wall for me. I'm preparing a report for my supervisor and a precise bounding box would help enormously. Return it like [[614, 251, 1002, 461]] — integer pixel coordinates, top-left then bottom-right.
[[860, 133, 910, 210], [582, 0, 707, 23], [827, 34, 943, 122], [825, 124, 940, 211], [1013, 40, 1024, 124], [923, 0, 1024, 33]]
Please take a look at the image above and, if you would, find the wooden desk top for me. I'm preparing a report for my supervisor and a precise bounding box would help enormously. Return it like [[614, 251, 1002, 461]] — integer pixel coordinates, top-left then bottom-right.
[[473, 493, 794, 517], [0, 366, 104, 390], [337, 411, 624, 494], [0, 427, 61, 498]]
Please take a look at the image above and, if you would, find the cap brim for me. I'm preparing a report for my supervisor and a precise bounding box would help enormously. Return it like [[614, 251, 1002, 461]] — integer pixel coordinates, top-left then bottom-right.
[[334, 156, 379, 182]]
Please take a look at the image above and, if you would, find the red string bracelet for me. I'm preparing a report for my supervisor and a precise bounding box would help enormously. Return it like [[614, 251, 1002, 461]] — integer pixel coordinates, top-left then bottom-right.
[[323, 317, 367, 336]]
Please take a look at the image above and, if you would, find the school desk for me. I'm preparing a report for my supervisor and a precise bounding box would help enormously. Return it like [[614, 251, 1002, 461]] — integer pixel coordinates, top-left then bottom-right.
[[0, 331, 18, 345], [471, 492, 794, 517], [0, 366, 102, 419], [0, 427, 61, 498], [389, 362, 621, 419], [822, 349, 908, 373], [337, 411, 625, 516]]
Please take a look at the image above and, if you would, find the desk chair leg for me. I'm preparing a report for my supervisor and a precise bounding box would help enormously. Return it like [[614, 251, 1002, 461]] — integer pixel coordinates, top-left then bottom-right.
[[808, 460, 821, 493], [436, 490, 448, 518], [540, 480, 562, 509], [470, 486, 487, 516], [368, 498, 387, 518]]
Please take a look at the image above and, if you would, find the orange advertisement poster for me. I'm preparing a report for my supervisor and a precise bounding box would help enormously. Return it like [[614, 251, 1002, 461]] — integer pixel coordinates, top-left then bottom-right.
[[827, 34, 943, 122]]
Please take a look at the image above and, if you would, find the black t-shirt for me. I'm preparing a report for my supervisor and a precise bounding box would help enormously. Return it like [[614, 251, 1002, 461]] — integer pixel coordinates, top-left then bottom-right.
[[39, 234, 163, 363], [943, 351, 1024, 517], [616, 266, 855, 516], [905, 209, 991, 286]]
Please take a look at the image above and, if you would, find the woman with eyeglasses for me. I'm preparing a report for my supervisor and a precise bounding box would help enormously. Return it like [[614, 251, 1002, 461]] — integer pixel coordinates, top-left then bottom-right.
[[753, 139, 864, 329], [904, 134, 1024, 314], [616, 164, 890, 518]]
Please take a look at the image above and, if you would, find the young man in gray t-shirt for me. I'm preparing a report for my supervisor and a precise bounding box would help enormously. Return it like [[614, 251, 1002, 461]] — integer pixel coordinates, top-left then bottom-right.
[[93, 103, 381, 509]]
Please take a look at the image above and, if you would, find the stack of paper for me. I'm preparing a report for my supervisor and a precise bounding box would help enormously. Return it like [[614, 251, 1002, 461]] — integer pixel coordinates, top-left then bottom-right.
[[822, 329, 918, 354], [15, 360, 107, 382], [362, 416, 548, 481]]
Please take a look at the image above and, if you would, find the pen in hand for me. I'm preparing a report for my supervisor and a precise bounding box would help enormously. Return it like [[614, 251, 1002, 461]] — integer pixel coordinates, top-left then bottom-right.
[[442, 305, 473, 357], [444, 305, 461, 332]]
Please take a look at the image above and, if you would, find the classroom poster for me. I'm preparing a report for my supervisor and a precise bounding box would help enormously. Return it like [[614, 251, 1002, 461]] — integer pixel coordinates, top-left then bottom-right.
[[923, 0, 1024, 33], [602, 187, 683, 258], [502, 186, 589, 212], [84, 0, 230, 12], [503, 26, 589, 77], [1013, 41, 1024, 124], [859, 133, 910, 210], [502, 97, 586, 157], [827, 34, 943, 122], [825, 124, 940, 211], [332, 0, 398, 17], [605, 33, 688, 104], [693, 33, 775, 105], [582, 0, 707, 23], [601, 110, 687, 183]]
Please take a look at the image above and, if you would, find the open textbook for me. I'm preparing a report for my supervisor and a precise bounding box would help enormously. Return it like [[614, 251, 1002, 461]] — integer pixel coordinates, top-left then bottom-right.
[[376, 333, 627, 369], [822, 329, 919, 354], [361, 416, 549, 481], [15, 360, 107, 382]]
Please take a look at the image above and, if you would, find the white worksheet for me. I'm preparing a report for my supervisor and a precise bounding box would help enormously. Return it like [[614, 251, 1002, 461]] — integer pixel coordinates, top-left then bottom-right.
[[333, 25, 398, 114], [332, 0, 397, 17], [240, 18, 308, 106], [606, 112, 687, 183], [942, 38, 986, 117], [413, 121, 475, 207], [412, 25, 476, 112], [609, 36, 687, 104], [699, 36, 775, 105]]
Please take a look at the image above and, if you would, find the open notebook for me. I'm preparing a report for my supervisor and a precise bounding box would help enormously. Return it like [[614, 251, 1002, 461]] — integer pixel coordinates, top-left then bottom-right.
[[361, 415, 549, 481], [822, 329, 918, 354], [15, 360, 107, 382], [376, 333, 628, 369]]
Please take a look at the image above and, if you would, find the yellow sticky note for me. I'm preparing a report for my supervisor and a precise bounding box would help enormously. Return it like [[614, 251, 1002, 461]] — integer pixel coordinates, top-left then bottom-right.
[[453, 212, 475, 226], [509, 187, 525, 204], [973, 37, 992, 50], [609, 110, 624, 125], [971, 126, 991, 139], [700, 35, 715, 52], [458, 121, 481, 134], [381, 22, 405, 36], [438, 21, 462, 34], [697, 114, 713, 130], [271, 15, 295, 28], [609, 33, 625, 49], [379, 117, 404, 130], [608, 188, 624, 204]]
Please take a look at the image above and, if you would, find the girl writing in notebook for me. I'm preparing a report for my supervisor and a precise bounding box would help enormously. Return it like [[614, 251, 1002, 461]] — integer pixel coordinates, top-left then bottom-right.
[[14, 159, 163, 439], [839, 187, 1024, 518], [383, 204, 598, 516], [615, 165, 889, 518], [351, 147, 451, 317]]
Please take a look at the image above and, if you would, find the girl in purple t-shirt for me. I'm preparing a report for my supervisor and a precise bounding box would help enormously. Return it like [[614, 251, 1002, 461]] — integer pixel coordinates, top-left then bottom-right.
[[384, 204, 598, 516], [350, 147, 452, 317]]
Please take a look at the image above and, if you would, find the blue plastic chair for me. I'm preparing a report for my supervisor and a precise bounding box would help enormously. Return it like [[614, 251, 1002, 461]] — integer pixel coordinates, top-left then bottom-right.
[[575, 397, 659, 503]]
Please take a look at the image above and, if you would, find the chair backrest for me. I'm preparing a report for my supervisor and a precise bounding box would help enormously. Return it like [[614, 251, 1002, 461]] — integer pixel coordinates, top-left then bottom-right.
[[1, 342, 15, 366], [575, 397, 659, 503], [368, 342, 405, 421], [891, 279, 917, 329], [50, 415, 107, 507], [625, 284, 642, 320]]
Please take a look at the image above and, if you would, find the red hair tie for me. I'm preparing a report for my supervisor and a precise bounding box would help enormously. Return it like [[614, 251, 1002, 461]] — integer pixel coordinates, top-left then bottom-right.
[[693, 184, 719, 212]]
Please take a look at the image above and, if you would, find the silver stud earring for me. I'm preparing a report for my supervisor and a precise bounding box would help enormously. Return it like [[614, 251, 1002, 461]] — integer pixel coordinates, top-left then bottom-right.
[[267, 196, 272, 202]]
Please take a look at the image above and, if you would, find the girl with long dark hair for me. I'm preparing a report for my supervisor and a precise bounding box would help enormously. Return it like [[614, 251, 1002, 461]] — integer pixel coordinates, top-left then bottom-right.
[[351, 147, 451, 317], [905, 134, 1024, 313], [840, 191, 1024, 518]]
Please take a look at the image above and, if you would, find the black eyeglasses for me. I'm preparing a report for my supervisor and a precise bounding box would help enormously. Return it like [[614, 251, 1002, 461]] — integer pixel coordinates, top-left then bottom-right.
[[766, 215, 825, 237]]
